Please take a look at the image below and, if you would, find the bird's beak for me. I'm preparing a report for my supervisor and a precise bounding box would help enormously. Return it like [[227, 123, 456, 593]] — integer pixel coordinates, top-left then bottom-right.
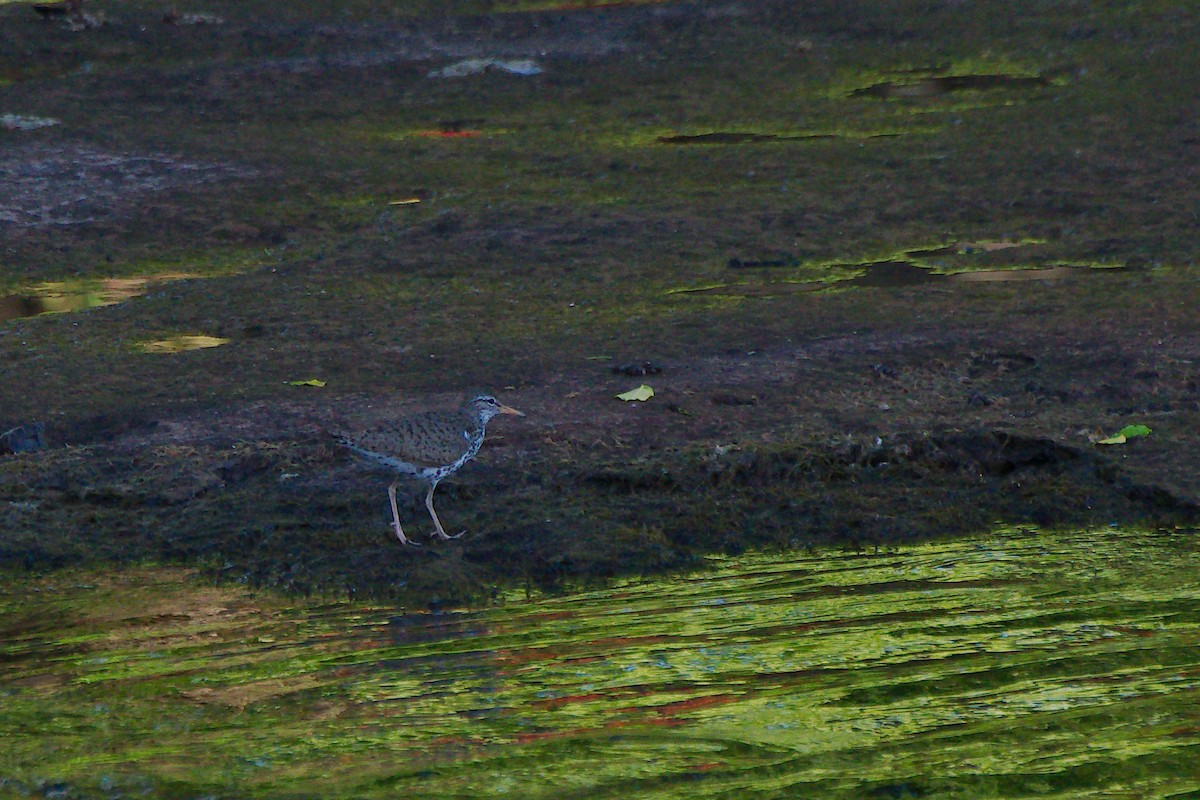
[[498, 404, 525, 417]]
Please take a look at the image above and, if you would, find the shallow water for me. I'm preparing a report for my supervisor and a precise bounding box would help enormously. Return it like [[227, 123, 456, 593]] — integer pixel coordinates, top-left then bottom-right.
[[1, 527, 1196, 798], [0, 273, 195, 322]]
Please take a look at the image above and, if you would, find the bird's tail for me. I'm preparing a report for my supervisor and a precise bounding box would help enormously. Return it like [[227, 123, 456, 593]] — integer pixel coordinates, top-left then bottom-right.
[[338, 437, 419, 474]]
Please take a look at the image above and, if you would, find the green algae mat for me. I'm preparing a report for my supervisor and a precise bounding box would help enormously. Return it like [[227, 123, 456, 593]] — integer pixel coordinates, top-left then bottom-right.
[[1, 526, 1196, 798]]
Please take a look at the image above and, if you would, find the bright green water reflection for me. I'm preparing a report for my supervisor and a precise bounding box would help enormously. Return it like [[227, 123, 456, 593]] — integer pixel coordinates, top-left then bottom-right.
[[1, 527, 1197, 798]]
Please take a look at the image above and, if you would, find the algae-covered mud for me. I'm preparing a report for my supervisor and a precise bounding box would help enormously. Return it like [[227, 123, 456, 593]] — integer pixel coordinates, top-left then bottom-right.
[[1, 527, 1196, 798], [2, 1, 1200, 594]]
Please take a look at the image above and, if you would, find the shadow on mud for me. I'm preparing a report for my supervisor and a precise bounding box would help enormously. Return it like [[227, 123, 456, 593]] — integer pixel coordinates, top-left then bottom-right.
[[850, 72, 1056, 99], [656, 131, 905, 145], [675, 261, 1129, 298]]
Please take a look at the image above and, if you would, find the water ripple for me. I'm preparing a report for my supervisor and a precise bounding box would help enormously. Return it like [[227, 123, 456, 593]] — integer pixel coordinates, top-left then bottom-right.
[[0, 526, 1195, 798]]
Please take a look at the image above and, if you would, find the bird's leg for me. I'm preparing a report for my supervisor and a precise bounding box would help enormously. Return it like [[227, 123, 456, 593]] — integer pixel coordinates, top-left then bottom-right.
[[425, 483, 465, 540], [388, 481, 420, 547]]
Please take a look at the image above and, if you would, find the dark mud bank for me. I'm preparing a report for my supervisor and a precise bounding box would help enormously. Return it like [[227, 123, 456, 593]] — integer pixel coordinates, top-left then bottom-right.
[[2, 427, 1193, 604]]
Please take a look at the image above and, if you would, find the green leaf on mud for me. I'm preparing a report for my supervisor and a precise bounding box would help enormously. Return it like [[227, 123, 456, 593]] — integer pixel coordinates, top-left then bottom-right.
[[616, 384, 654, 402], [1116, 424, 1152, 438], [1097, 424, 1151, 445], [286, 378, 327, 387]]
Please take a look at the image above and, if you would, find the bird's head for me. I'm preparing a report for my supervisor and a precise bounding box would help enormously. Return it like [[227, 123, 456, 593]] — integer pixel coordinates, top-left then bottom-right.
[[466, 393, 525, 424]]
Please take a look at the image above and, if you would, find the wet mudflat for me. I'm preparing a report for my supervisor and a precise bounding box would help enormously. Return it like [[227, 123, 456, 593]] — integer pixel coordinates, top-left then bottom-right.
[[0, 2, 1199, 598], [0, 32, 1195, 800], [1, 526, 1196, 798], [2, 4, 1198, 794]]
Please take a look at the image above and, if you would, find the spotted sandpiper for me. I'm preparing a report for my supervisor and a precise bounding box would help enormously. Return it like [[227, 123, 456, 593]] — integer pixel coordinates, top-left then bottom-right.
[[338, 393, 524, 546]]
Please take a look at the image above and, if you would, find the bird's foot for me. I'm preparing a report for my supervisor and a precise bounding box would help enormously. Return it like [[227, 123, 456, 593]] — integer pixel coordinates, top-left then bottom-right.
[[392, 524, 421, 547], [430, 529, 466, 540]]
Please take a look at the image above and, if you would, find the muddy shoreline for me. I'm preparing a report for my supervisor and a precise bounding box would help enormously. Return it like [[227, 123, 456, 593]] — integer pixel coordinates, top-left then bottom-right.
[[5, 313, 1198, 603], [2, 0, 1198, 602]]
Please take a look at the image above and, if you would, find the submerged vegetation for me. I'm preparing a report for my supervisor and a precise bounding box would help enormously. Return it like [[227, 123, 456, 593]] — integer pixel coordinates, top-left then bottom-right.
[[0, 527, 1196, 797]]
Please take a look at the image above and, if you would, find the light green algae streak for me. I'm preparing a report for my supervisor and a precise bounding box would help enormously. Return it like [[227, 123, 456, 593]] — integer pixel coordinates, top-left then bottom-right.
[[0, 527, 1196, 798]]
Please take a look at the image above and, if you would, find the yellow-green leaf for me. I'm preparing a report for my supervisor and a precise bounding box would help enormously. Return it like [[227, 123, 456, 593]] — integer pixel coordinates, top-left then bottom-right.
[[616, 384, 654, 402], [286, 378, 327, 387], [136, 334, 230, 354]]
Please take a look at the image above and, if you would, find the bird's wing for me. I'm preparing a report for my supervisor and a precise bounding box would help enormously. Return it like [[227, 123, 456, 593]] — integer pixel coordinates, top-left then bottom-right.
[[350, 413, 471, 468]]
